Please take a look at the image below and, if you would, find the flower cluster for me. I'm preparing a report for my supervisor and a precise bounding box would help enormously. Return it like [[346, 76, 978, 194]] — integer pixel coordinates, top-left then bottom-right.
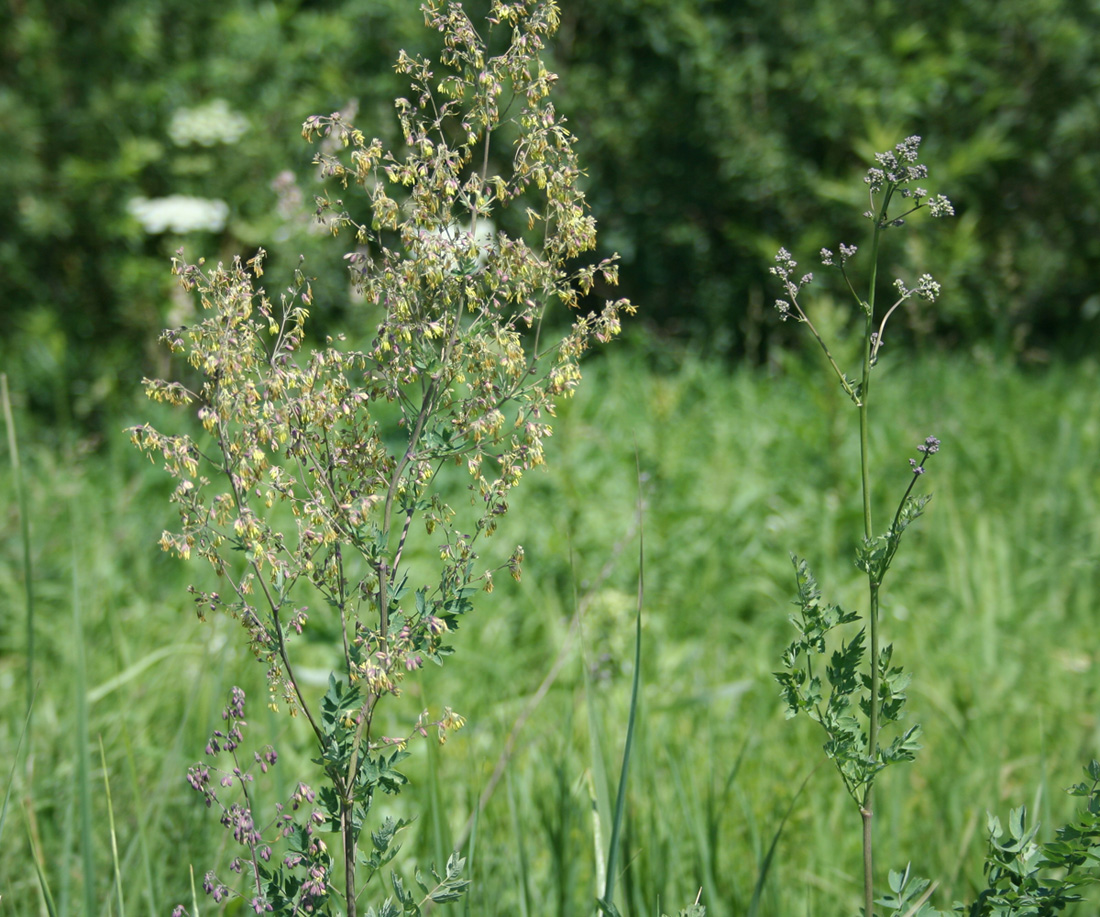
[[771, 137, 955, 381], [138, 4, 629, 914], [769, 247, 815, 322], [168, 98, 249, 147], [864, 135, 927, 192], [893, 274, 942, 303], [862, 136, 954, 224], [820, 242, 858, 267], [908, 435, 942, 475], [131, 0, 634, 721], [176, 688, 331, 916], [127, 195, 229, 234]]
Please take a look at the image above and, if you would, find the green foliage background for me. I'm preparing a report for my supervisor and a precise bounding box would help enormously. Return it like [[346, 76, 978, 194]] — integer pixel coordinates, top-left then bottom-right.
[[4, 0, 1100, 427]]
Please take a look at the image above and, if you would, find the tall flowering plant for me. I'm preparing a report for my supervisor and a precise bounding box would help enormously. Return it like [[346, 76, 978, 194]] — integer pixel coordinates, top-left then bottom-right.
[[131, 2, 633, 914], [773, 138, 1100, 917], [771, 136, 953, 917]]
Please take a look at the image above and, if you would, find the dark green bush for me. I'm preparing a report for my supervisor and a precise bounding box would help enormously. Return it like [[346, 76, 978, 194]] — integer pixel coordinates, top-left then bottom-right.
[[4, 0, 1100, 427]]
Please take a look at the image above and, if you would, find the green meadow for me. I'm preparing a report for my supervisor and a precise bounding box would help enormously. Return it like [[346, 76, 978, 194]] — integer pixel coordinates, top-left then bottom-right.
[[3, 345, 1099, 915]]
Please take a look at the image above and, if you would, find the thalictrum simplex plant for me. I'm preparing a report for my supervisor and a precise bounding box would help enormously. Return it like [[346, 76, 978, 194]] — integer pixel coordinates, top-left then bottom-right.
[[129, 2, 634, 914], [770, 136, 953, 917], [770, 137, 1100, 917]]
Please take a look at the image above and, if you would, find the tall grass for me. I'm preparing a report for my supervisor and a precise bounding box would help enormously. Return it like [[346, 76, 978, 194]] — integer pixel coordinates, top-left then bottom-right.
[[1, 349, 1098, 914]]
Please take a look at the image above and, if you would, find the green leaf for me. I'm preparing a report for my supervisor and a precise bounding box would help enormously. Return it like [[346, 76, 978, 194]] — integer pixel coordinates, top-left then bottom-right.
[[826, 627, 865, 699], [855, 534, 888, 578], [880, 724, 923, 765]]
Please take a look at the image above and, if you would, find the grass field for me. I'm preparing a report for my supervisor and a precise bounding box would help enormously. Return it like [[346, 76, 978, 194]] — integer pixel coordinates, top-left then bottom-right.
[[2, 344, 1099, 916]]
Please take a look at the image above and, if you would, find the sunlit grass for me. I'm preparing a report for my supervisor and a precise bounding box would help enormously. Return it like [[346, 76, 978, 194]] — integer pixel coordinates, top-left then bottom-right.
[[1, 349, 1098, 914]]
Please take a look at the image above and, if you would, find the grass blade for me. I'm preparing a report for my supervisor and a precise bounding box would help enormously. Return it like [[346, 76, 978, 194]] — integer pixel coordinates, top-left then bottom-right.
[[582, 587, 613, 896], [189, 864, 201, 917], [72, 505, 96, 917], [746, 767, 817, 917], [0, 692, 35, 848], [666, 749, 723, 916], [601, 570, 642, 907], [120, 722, 158, 917], [24, 797, 58, 917], [425, 723, 450, 878], [100, 736, 126, 917], [461, 780, 478, 917], [1, 373, 36, 722], [601, 451, 646, 910], [505, 770, 532, 917]]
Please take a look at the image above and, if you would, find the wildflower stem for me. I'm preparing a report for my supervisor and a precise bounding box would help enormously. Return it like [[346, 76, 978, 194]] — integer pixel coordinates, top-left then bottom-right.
[[215, 411, 324, 745], [859, 197, 891, 917], [774, 138, 950, 917], [269, 592, 320, 731], [231, 746, 268, 906], [379, 374, 439, 639], [873, 297, 908, 364], [798, 306, 861, 404], [345, 810, 358, 917]]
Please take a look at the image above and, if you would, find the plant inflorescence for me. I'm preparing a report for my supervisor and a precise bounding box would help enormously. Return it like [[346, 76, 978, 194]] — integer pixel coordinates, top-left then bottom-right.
[[131, 2, 633, 913]]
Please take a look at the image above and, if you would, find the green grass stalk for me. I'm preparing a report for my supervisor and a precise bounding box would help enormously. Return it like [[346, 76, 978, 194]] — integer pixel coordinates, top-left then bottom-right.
[[505, 770, 532, 917], [1, 374, 35, 722], [24, 796, 59, 917], [584, 675, 612, 899], [72, 508, 96, 917], [120, 722, 157, 917], [1, 697, 34, 851], [748, 768, 816, 917], [188, 865, 201, 917], [461, 788, 478, 917], [597, 455, 646, 915], [425, 729, 450, 879], [602, 539, 643, 909], [99, 737, 126, 917]]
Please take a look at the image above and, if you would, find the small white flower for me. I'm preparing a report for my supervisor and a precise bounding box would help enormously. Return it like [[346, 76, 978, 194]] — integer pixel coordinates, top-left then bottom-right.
[[916, 274, 941, 301], [127, 196, 229, 233], [928, 194, 955, 218], [409, 219, 496, 273], [168, 99, 249, 147]]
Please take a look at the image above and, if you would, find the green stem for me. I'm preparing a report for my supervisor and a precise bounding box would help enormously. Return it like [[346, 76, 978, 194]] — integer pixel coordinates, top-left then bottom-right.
[[859, 194, 891, 917], [345, 805, 359, 917], [1, 376, 34, 725], [859, 320, 877, 917]]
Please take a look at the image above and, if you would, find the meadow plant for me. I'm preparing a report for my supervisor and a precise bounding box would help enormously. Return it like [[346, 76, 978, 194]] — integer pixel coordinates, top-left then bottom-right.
[[130, 2, 633, 913], [770, 136, 953, 917], [772, 138, 1100, 916]]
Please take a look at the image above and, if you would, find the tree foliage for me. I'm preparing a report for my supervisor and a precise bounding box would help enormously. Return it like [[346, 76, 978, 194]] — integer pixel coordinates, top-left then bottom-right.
[[4, 0, 1100, 426], [554, 0, 1100, 357]]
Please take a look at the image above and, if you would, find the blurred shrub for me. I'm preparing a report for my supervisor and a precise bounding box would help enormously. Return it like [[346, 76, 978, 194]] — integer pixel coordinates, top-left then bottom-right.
[[552, 0, 1100, 358], [0, 0, 427, 424], [3, 0, 1100, 427]]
